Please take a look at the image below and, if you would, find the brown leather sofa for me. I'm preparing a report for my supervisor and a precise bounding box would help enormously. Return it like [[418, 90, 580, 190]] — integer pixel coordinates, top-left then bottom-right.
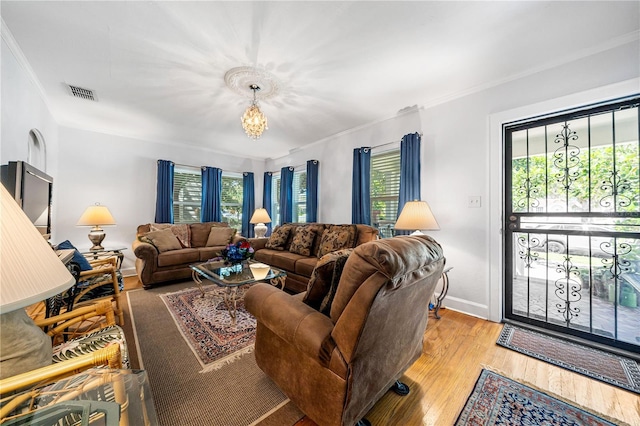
[[248, 223, 379, 293], [245, 235, 445, 426], [132, 222, 243, 288]]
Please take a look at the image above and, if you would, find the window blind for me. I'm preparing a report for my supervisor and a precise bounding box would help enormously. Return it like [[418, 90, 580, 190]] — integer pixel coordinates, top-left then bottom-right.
[[173, 165, 201, 224], [371, 150, 401, 237]]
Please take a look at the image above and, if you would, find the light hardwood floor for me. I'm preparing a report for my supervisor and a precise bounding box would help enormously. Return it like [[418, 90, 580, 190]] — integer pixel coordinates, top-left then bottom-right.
[[32, 277, 639, 425], [297, 306, 639, 426]]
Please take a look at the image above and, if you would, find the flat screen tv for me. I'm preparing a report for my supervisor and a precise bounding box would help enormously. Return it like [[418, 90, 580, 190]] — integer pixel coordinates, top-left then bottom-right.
[[1, 161, 53, 239]]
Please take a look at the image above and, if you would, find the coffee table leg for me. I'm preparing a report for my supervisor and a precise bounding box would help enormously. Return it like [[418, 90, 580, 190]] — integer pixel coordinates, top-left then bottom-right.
[[223, 286, 238, 325], [192, 270, 206, 297], [270, 276, 286, 290]]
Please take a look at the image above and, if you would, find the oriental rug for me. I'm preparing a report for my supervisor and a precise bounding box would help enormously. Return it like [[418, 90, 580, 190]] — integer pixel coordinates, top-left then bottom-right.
[[455, 369, 618, 425], [497, 323, 640, 394], [160, 284, 256, 372], [127, 281, 304, 426]]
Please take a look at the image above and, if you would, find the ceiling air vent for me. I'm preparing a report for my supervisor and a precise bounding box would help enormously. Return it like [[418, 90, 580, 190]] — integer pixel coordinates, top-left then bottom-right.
[[67, 85, 97, 101]]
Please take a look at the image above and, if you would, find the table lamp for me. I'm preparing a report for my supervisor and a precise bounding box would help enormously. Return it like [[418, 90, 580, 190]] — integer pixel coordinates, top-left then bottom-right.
[[250, 208, 272, 238], [76, 203, 116, 250], [1, 185, 76, 379], [394, 200, 440, 235]]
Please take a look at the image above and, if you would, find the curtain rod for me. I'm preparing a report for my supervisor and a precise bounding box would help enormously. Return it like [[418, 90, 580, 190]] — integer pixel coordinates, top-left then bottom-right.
[[371, 132, 423, 150], [171, 161, 247, 175]]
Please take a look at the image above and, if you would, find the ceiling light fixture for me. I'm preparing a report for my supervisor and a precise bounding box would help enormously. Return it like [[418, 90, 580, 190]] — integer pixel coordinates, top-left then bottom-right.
[[241, 84, 268, 140]]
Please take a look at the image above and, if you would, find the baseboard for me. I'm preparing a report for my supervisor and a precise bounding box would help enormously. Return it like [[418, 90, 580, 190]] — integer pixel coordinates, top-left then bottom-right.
[[121, 267, 137, 277], [441, 295, 491, 321]]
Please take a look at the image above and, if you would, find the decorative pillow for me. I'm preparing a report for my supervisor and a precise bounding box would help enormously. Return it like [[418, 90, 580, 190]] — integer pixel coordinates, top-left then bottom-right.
[[289, 227, 316, 256], [144, 229, 182, 252], [150, 223, 191, 248], [206, 226, 236, 247], [56, 240, 92, 271], [265, 225, 291, 251], [317, 225, 358, 258], [303, 249, 353, 314]]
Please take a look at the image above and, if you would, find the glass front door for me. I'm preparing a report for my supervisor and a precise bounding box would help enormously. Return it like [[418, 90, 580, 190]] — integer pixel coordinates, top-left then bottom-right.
[[504, 96, 640, 353]]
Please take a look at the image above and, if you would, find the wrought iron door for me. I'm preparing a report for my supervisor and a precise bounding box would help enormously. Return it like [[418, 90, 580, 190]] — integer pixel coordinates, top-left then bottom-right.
[[504, 96, 640, 353]]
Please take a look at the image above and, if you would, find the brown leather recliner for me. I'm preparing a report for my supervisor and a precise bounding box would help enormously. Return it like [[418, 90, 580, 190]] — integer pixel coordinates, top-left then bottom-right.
[[245, 235, 445, 426]]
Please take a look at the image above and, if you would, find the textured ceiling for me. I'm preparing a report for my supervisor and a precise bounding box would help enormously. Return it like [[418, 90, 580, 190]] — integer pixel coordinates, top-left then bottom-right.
[[2, 1, 638, 159]]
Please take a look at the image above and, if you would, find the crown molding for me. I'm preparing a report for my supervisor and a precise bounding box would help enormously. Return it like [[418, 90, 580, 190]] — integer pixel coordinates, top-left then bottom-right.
[[1, 18, 56, 119]]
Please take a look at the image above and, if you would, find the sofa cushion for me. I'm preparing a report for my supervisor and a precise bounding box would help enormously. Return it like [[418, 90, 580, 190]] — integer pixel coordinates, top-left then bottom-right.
[[355, 224, 379, 246], [190, 222, 228, 248], [295, 257, 318, 278], [267, 251, 308, 272], [144, 229, 182, 252], [317, 225, 358, 257], [150, 223, 191, 248], [303, 249, 353, 314], [289, 226, 317, 256], [157, 248, 200, 267], [265, 225, 291, 250], [206, 226, 236, 247], [199, 246, 225, 261]]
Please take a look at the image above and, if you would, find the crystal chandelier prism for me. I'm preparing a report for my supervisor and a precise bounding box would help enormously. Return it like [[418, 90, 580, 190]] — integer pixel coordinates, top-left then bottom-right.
[[241, 84, 268, 140]]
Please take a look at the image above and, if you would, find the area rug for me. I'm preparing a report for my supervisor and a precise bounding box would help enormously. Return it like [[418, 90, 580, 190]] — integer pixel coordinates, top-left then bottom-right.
[[160, 285, 255, 372], [127, 281, 304, 426], [497, 323, 640, 394], [455, 369, 618, 425]]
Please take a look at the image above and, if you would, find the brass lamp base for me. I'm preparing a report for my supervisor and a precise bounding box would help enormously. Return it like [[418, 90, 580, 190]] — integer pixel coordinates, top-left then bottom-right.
[[87, 226, 106, 250]]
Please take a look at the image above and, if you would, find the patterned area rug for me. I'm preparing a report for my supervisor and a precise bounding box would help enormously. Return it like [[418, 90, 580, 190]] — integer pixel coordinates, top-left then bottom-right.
[[455, 369, 618, 425], [160, 285, 256, 372], [497, 323, 640, 394]]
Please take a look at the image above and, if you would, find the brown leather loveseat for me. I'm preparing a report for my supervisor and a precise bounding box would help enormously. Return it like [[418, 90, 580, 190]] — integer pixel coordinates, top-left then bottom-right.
[[248, 223, 379, 293], [132, 222, 243, 288], [245, 235, 445, 426]]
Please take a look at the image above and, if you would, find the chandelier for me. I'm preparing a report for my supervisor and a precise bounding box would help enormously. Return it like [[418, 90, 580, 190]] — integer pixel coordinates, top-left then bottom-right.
[[241, 84, 268, 140]]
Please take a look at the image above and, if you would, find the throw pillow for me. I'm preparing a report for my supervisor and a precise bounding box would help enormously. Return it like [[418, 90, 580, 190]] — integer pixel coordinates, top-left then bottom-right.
[[150, 223, 191, 248], [317, 224, 358, 258], [289, 226, 316, 256], [303, 248, 353, 311], [144, 229, 182, 252], [206, 226, 236, 247], [56, 240, 92, 271], [265, 225, 291, 251], [318, 252, 351, 316]]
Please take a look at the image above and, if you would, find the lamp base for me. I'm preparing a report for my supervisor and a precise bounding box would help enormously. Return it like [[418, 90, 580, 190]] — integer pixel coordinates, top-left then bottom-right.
[[88, 226, 106, 250], [254, 223, 268, 238]]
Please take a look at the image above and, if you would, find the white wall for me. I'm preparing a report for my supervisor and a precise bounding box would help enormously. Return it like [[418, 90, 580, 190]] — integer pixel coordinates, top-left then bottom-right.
[[55, 127, 265, 274], [1, 35, 60, 218], [268, 40, 640, 320]]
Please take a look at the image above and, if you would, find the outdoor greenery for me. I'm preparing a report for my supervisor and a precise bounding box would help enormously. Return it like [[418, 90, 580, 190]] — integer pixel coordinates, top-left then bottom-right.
[[512, 142, 639, 213]]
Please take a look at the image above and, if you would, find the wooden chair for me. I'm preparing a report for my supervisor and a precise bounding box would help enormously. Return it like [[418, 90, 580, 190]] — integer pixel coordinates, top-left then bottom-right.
[[0, 301, 127, 422], [69, 256, 124, 325]]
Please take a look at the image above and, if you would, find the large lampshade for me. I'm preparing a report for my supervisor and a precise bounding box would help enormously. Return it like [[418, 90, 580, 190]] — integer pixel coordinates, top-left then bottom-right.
[[395, 200, 440, 234], [1, 185, 75, 313], [250, 208, 272, 238], [76, 203, 116, 250]]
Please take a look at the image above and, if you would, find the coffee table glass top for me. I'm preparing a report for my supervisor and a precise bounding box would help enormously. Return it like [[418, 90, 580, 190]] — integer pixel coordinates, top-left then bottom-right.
[[190, 261, 285, 287]]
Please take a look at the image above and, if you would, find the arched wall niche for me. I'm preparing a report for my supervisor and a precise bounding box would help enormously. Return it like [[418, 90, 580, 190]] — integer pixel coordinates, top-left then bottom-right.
[[27, 128, 47, 171]]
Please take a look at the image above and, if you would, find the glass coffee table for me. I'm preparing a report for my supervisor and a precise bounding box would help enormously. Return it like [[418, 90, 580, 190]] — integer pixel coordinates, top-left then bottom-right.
[[190, 261, 286, 323]]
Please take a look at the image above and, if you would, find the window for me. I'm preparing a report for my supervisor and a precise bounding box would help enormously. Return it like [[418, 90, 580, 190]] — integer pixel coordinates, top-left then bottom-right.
[[221, 173, 243, 230], [173, 165, 202, 224], [271, 173, 281, 225], [371, 149, 400, 238], [270, 169, 307, 225], [293, 170, 307, 222]]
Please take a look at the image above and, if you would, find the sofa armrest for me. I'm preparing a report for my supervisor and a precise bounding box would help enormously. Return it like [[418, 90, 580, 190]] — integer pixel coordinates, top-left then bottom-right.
[[245, 284, 334, 365], [132, 239, 158, 286], [247, 237, 268, 251], [231, 234, 246, 245]]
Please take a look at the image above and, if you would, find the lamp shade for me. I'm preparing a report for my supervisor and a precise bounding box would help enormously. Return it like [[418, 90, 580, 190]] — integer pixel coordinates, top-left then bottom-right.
[[0, 185, 76, 312], [249, 208, 272, 224], [76, 204, 116, 226], [395, 200, 440, 232]]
